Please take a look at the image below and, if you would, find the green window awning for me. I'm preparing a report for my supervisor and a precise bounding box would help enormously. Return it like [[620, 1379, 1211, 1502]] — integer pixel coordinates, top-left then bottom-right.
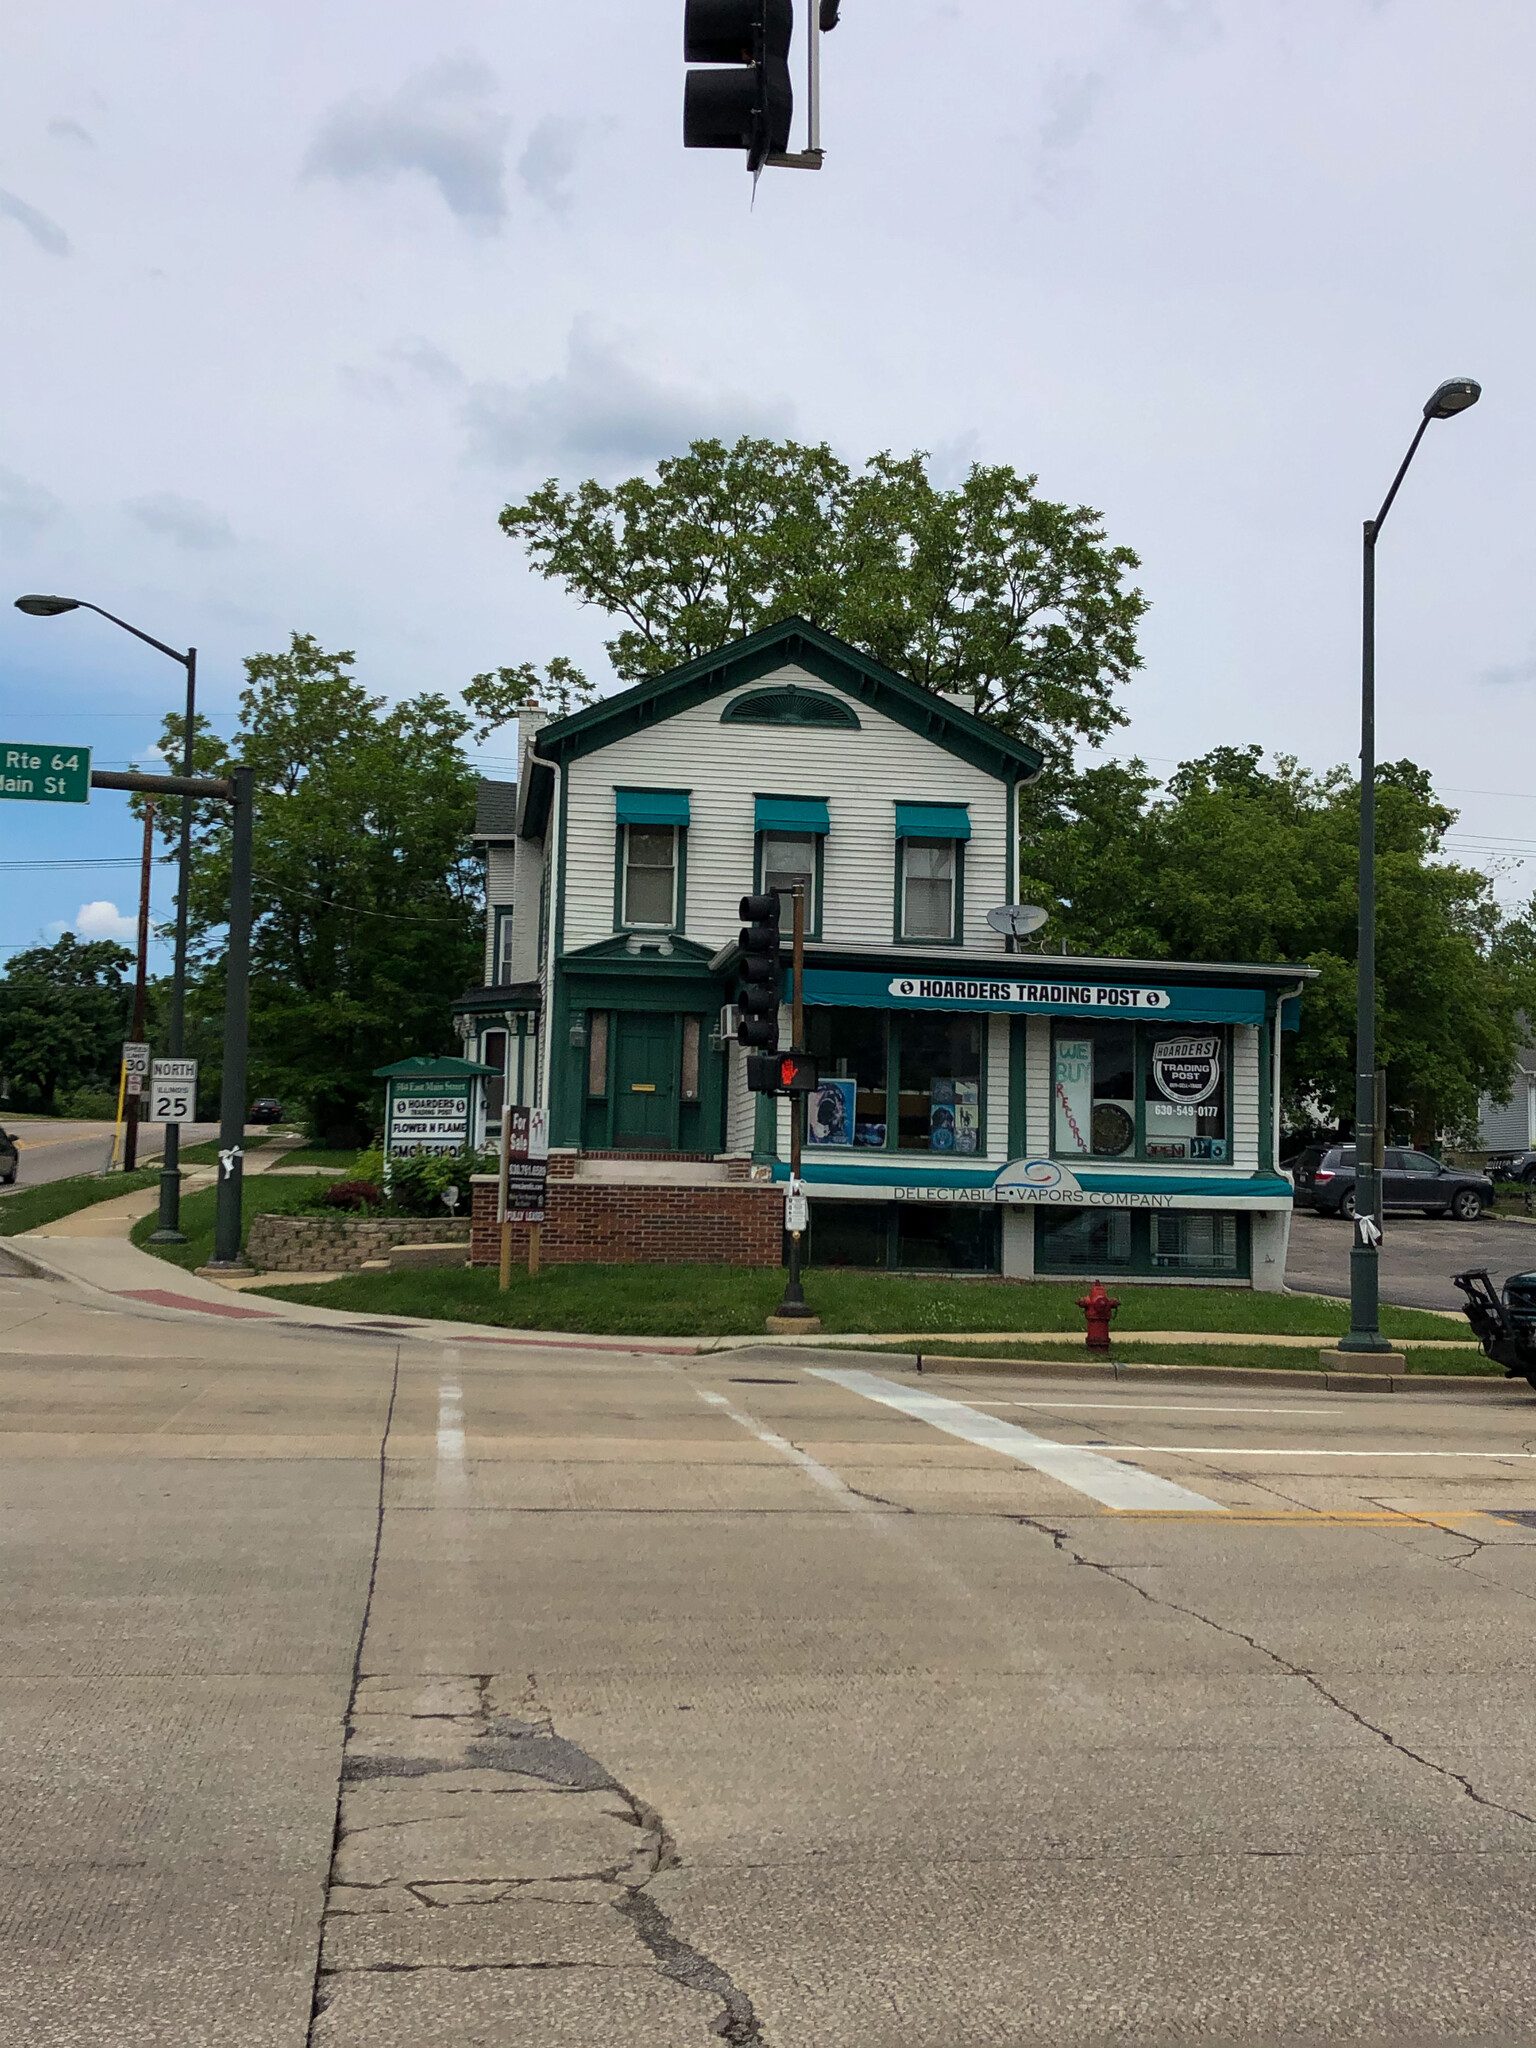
[[615, 787, 690, 827], [895, 801, 970, 841], [755, 794, 829, 834]]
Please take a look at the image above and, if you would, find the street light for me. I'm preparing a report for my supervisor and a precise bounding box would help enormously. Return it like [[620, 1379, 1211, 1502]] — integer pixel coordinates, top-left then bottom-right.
[[14, 594, 199, 1241], [1336, 377, 1481, 1357]]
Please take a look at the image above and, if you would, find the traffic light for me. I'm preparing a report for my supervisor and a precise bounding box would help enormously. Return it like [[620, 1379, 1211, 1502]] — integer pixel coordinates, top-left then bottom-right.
[[736, 891, 781, 1050], [683, 0, 793, 173], [746, 1052, 820, 1094]]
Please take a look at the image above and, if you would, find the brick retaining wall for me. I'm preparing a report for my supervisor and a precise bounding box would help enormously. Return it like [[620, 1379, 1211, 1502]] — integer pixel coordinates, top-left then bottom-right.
[[245, 1213, 474, 1273], [468, 1175, 782, 1268]]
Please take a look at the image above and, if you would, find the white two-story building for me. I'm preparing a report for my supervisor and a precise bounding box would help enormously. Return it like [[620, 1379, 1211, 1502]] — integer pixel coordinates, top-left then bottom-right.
[[453, 618, 1313, 1288]]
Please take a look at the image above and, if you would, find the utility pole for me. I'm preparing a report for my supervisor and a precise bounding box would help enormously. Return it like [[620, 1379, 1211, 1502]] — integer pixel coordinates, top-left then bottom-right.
[[122, 799, 155, 1171]]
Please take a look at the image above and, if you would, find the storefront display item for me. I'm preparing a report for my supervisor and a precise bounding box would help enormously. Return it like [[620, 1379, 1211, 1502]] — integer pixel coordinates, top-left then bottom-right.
[[807, 1077, 856, 1146], [1053, 1038, 1093, 1154]]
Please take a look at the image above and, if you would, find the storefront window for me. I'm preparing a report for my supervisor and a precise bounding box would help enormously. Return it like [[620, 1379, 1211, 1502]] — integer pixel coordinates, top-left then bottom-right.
[[1036, 1207, 1249, 1277], [622, 825, 677, 926], [1151, 1212, 1238, 1271], [898, 1013, 982, 1152], [1053, 1022, 1229, 1163], [761, 831, 817, 929], [1053, 1025, 1135, 1158], [1036, 1208, 1135, 1269], [1143, 1032, 1229, 1162], [901, 838, 956, 940], [806, 1008, 888, 1148]]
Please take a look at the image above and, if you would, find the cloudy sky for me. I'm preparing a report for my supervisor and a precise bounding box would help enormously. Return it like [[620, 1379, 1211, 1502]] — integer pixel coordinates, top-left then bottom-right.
[[4, 0, 1533, 966]]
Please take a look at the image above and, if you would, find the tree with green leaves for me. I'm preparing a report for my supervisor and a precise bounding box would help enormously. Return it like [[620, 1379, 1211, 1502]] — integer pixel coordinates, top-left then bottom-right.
[[1019, 746, 1532, 1143], [488, 436, 1147, 770], [0, 935, 133, 1111], [144, 634, 483, 1145]]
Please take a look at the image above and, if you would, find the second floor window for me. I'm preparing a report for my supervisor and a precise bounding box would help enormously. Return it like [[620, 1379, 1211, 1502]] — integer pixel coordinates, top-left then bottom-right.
[[901, 837, 957, 941], [622, 825, 678, 926], [761, 830, 817, 930]]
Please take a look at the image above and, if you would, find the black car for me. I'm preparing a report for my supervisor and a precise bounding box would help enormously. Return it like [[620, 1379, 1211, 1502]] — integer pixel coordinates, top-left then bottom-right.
[[1291, 1143, 1494, 1221], [0, 1126, 17, 1186], [248, 1098, 285, 1124], [1486, 1148, 1536, 1185]]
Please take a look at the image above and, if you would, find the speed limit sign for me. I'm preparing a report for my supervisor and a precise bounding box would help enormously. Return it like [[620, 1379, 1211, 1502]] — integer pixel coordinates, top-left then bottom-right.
[[149, 1058, 198, 1124]]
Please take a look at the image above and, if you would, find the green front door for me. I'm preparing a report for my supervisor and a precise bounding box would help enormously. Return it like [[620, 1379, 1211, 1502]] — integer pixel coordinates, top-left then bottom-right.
[[612, 1012, 676, 1149]]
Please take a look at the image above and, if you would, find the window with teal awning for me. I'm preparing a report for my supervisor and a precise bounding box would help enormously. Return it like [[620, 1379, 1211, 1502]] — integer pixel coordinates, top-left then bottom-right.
[[754, 795, 830, 834], [895, 801, 970, 841], [615, 788, 690, 826]]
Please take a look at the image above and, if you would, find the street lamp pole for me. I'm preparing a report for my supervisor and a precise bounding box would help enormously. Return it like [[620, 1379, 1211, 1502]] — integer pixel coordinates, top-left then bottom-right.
[[13, 596, 198, 1238], [1337, 378, 1481, 1355]]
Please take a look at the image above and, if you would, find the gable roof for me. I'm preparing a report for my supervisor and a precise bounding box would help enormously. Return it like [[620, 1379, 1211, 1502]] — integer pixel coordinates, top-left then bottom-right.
[[528, 617, 1045, 787], [472, 778, 519, 840]]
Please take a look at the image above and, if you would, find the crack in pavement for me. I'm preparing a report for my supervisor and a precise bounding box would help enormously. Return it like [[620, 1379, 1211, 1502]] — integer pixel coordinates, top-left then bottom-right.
[[319, 1698, 765, 2042], [1010, 1514, 1536, 1831]]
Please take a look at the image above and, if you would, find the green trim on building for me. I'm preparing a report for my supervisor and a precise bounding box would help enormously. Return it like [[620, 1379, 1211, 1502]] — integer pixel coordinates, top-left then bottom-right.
[[529, 618, 1044, 785]]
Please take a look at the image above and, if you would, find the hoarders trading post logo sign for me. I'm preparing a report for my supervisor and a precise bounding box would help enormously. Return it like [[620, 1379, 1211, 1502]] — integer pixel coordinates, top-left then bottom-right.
[[1145, 1034, 1227, 1162], [388, 1082, 471, 1157], [889, 977, 1171, 1012]]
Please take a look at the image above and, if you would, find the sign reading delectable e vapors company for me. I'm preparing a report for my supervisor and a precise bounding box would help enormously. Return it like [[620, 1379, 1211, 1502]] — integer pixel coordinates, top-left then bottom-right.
[[387, 1083, 471, 1156]]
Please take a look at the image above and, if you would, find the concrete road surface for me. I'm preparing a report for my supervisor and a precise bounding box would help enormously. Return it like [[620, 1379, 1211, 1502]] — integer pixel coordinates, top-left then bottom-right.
[[3, 1265, 1535, 2047], [1287, 1207, 1536, 1313], [0, 1117, 221, 1192]]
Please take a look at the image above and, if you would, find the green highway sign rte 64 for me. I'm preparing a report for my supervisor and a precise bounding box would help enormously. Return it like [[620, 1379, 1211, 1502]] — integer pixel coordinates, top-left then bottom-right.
[[1, 743, 92, 804]]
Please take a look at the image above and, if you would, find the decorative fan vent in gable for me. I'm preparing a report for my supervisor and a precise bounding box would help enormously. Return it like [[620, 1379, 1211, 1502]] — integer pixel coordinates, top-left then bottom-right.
[[720, 686, 861, 731]]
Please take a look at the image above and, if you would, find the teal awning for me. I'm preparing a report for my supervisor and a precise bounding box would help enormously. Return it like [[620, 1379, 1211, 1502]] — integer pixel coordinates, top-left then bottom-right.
[[755, 794, 829, 834], [895, 801, 970, 841], [615, 787, 690, 827]]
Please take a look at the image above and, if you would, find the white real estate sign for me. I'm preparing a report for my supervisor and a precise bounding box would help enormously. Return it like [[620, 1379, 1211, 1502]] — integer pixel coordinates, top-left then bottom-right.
[[149, 1058, 198, 1124]]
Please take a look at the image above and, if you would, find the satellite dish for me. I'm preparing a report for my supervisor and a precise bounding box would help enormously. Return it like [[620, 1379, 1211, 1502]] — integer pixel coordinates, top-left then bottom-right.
[[987, 904, 1049, 937]]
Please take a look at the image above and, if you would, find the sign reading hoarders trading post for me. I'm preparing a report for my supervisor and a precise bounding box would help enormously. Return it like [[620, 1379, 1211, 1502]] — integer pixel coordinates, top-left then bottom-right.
[[387, 1081, 471, 1158], [149, 1058, 198, 1124], [1144, 1033, 1227, 1162], [1, 744, 92, 804]]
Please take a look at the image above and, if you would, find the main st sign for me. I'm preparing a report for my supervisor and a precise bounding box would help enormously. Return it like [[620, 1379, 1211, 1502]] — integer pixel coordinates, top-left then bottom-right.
[[0, 744, 92, 804]]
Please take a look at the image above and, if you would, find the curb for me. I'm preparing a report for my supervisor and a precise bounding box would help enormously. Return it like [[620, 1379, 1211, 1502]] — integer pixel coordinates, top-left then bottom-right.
[[910, 1354, 1527, 1395]]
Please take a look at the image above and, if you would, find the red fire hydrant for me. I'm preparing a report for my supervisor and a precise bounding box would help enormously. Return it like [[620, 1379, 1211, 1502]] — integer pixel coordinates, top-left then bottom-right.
[[1077, 1278, 1120, 1352]]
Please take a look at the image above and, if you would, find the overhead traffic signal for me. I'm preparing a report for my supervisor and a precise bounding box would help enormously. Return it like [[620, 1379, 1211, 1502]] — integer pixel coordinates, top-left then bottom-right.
[[736, 891, 782, 1051], [683, 0, 793, 172]]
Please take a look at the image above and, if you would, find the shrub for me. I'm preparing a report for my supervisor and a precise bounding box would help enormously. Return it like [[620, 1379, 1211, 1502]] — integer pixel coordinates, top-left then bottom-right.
[[324, 1180, 384, 1212], [60, 1086, 119, 1120], [382, 1145, 496, 1218]]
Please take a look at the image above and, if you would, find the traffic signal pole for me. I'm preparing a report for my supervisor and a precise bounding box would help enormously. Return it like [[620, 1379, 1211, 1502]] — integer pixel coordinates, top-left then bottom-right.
[[773, 883, 816, 1323]]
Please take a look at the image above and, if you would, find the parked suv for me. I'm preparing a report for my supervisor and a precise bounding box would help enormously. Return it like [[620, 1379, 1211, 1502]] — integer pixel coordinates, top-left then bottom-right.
[[1486, 1148, 1536, 1185], [1291, 1144, 1494, 1221]]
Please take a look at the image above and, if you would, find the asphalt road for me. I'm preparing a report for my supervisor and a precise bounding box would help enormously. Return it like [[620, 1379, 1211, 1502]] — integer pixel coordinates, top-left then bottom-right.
[[3, 1269, 1535, 2046], [1287, 1207, 1536, 1313], [0, 1118, 222, 1192]]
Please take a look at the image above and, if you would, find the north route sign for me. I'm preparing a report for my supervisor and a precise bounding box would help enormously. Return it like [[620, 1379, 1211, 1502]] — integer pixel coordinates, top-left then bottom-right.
[[1, 744, 92, 804]]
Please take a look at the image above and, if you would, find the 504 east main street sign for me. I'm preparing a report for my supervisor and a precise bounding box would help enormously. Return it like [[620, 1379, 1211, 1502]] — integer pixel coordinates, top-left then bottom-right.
[[1, 744, 92, 803]]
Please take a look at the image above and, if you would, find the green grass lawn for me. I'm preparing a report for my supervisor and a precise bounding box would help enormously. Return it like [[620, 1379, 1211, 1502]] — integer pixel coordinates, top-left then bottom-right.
[[131, 1174, 336, 1270], [834, 1337, 1497, 1375], [268, 1145, 360, 1170], [245, 1261, 1465, 1342], [0, 1168, 162, 1236], [176, 1133, 273, 1166]]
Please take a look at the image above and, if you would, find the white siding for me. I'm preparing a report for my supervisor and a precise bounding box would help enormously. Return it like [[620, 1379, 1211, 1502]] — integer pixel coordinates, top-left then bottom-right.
[[560, 665, 1012, 955], [984, 1013, 1010, 1161], [510, 837, 545, 986], [1232, 1024, 1260, 1171], [726, 1040, 757, 1154]]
